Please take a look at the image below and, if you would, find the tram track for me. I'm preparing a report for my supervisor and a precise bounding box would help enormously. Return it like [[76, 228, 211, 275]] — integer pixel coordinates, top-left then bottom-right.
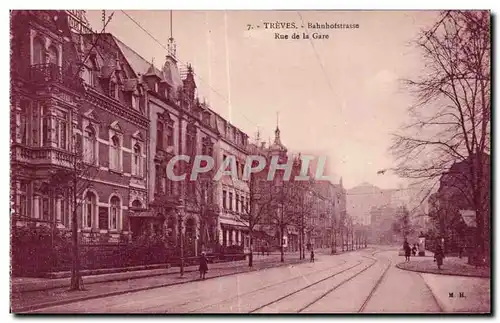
[[185, 258, 350, 313], [249, 250, 390, 313]]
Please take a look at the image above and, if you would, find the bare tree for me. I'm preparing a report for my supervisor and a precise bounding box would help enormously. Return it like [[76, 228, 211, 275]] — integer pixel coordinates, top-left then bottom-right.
[[268, 180, 302, 263], [391, 11, 491, 259], [392, 206, 413, 242], [234, 172, 276, 267], [47, 135, 101, 291]]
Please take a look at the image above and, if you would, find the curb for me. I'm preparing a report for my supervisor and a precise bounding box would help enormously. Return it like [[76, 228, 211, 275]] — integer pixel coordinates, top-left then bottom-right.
[[12, 258, 306, 313], [395, 262, 490, 278]]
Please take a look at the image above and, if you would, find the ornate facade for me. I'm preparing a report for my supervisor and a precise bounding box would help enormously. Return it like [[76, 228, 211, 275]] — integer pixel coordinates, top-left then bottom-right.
[[10, 11, 149, 243]]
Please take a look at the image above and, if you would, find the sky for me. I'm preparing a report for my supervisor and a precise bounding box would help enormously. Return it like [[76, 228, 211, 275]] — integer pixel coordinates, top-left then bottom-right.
[[85, 10, 440, 190]]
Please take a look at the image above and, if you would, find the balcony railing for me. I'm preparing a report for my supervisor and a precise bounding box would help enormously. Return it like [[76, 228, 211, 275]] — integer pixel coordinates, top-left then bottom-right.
[[28, 63, 83, 89], [12, 145, 75, 168]]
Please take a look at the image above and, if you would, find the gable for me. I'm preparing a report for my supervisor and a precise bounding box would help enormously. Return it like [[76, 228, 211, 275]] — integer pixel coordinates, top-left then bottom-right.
[[83, 109, 98, 121], [132, 130, 144, 141], [110, 121, 123, 133]]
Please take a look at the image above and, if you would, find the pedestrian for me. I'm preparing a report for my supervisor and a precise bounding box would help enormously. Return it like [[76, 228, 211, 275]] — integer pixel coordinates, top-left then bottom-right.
[[310, 249, 315, 263], [403, 240, 411, 262], [199, 252, 208, 280], [458, 246, 463, 259], [412, 244, 417, 256], [434, 244, 445, 270]]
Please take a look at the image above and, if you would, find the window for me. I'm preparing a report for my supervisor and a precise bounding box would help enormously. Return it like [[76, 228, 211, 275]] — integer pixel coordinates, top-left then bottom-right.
[[82, 67, 95, 87], [47, 46, 58, 65], [154, 82, 158, 92], [155, 164, 162, 195], [19, 100, 29, 145], [83, 126, 96, 164], [83, 191, 96, 228], [109, 135, 121, 171], [41, 196, 50, 221], [32, 37, 44, 65], [241, 196, 245, 213], [132, 143, 143, 176], [222, 190, 227, 209], [42, 112, 50, 146], [156, 121, 164, 150], [53, 110, 68, 150], [109, 82, 117, 99], [18, 181, 28, 217], [228, 192, 233, 211], [110, 196, 120, 230], [235, 194, 239, 213], [60, 195, 69, 227], [246, 197, 249, 213], [186, 127, 196, 155], [166, 123, 174, 147]]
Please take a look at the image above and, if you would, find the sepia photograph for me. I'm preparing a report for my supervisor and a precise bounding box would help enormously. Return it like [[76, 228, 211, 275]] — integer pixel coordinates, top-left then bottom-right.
[[9, 8, 491, 314]]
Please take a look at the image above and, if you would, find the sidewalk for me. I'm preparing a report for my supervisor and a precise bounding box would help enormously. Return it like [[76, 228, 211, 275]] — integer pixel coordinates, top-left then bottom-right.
[[396, 256, 490, 278], [11, 252, 303, 313]]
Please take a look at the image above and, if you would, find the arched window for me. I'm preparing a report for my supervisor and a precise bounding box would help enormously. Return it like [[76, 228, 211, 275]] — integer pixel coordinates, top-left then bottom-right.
[[83, 191, 96, 229], [110, 196, 120, 230], [132, 143, 142, 176], [83, 126, 96, 164], [109, 135, 121, 171], [132, 200, 142, 209], [32, 37, 44, 65], [47, 46, 58, 65]]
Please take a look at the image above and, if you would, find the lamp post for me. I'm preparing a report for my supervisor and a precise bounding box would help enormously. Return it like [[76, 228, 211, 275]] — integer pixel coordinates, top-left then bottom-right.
[[177, 200, 185, 277]]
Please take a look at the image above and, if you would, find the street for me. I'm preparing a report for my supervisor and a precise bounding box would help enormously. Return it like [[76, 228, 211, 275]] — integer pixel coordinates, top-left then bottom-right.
[[27, 247, 490, 314]]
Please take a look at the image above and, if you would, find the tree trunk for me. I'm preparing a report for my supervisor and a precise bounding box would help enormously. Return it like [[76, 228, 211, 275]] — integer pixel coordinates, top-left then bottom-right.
[[248, 231, 253, 267], [70, 181, 81, 291], [341, 226, 344, 252], [280, 227, 284, 263]]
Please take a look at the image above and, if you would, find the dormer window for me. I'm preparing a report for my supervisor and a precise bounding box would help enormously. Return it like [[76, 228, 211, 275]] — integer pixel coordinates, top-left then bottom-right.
[[109, 81, 117, 99]]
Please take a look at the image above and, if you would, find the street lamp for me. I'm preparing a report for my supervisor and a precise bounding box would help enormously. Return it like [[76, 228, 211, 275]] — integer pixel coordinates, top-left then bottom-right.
[[177, 200, 185, 277]]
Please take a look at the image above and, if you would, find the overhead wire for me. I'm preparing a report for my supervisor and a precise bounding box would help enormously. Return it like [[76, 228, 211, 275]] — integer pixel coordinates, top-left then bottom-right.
[[120, 10, 259, 130]]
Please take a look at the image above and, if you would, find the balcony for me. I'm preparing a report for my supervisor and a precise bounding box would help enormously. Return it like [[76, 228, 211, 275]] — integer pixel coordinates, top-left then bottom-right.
[[28, 63, 83, 90], [12, 145, 75, 168]]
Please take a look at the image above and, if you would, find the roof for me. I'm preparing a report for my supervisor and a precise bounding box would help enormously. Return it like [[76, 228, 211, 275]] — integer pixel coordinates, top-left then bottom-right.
[[113, 36, 160, 76]]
